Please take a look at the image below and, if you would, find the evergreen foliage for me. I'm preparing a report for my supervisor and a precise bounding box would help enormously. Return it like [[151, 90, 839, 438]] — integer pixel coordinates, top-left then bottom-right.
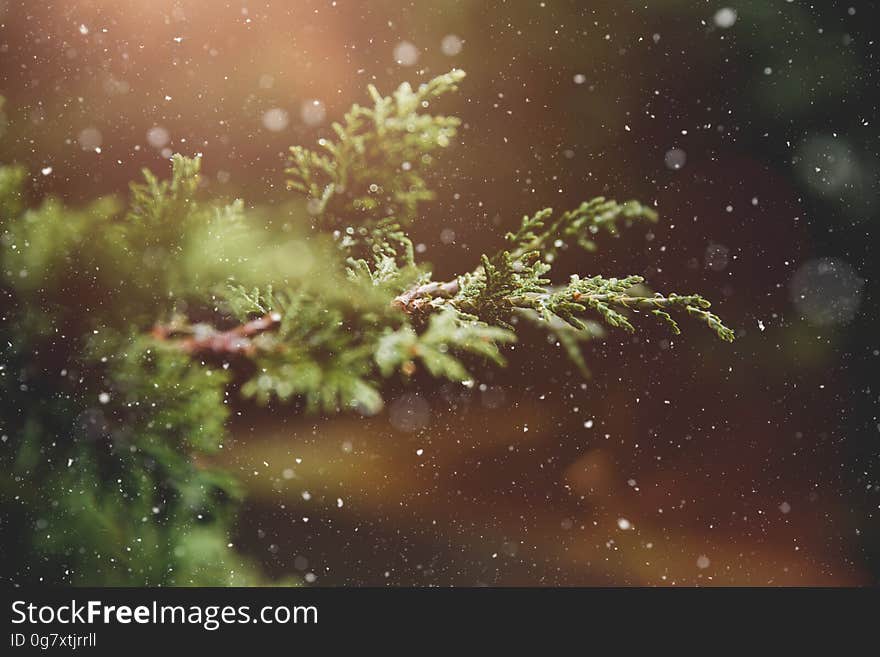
[[0, 72, 732, 585], [1, 148, 272, 584]]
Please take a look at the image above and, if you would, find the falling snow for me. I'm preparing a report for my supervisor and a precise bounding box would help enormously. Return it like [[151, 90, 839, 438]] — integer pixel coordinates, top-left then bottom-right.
[[1, 0, 876, 591]]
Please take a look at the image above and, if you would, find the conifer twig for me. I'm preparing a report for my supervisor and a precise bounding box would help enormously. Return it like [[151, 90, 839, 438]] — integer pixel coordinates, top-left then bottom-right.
[[151, 312, 282, 356], [392, 279, 461, 313]]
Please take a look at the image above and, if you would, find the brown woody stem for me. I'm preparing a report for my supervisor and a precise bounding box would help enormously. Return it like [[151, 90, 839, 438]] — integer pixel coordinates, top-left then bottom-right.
[[392, 278, 461, 313], [151, 312, 282, 356]]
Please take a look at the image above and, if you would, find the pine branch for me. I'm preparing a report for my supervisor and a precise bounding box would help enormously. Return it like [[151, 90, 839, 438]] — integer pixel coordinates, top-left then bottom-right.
[[151, 312, 282, 356], [507, 281, 736, 343], [392, 278, 461, 313], [506, 197, 658, 260], [395, 266, 735, 343], [0, 70, 735, 586], [286, 69, 465, 266]]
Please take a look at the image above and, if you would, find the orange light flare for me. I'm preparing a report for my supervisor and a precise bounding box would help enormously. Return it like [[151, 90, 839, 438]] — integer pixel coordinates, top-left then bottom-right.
[[209, 390, 869, 586], [4, 1, 364, 169]]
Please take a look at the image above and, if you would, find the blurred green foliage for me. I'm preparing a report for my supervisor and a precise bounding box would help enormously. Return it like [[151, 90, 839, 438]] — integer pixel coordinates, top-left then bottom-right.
[[1, 151, 271, 584]]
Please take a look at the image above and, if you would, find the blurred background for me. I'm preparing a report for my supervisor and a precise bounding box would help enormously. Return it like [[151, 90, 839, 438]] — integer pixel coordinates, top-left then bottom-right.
[[1, 0, 877, 585]]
